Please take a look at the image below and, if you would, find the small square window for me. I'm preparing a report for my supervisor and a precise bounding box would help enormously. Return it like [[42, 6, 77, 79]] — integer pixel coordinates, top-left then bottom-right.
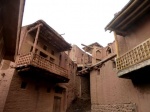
[[112, 60, 116, 68], [97, 69, 100, 75], [50, 57, 55, 62], [30, 46, 33, 52], [21, 82, 27, 89], [43, 45, 47, 51], [35, 84, 40, 91], [51, 50, 54, 55], [47, 87, 51, 93]]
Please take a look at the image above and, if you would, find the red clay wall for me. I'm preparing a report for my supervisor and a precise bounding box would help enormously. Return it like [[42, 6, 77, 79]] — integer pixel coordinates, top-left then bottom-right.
[[68, 45, 92, 64], [91, 42, 150, 112], [3, 71, 56, 112], [117, 14, 150, 56]]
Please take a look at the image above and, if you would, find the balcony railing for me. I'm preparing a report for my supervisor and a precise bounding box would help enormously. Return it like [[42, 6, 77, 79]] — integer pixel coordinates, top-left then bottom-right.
[[16, 53, 68, 79], [116, 38, 150, 71]]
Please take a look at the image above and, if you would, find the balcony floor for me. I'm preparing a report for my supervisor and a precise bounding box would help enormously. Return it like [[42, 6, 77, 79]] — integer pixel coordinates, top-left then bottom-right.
[[118, 58, 150, 79], [16, 65, 69, 83]]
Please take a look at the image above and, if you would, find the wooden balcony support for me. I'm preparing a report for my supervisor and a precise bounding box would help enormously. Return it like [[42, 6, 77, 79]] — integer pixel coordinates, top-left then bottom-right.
[[32, 25, 41, 54]]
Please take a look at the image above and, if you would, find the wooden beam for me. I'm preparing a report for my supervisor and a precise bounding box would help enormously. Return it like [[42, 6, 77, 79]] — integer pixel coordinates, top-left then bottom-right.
[[32, 25, 41, 54]]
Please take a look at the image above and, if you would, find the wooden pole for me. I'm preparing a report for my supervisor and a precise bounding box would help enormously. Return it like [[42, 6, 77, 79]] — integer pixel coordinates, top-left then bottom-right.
[[114, 31, 119, 58], [32, 25, 41, 54]]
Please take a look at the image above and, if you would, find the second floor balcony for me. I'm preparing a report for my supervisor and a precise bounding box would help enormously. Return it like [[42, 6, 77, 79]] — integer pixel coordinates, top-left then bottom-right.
[[15, 53, 69, 83], [116, 38, 150, 78]]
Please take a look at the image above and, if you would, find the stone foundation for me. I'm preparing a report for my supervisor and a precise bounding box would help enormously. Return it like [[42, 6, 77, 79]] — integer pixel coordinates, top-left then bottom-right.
[[91, 103, 137, 112]]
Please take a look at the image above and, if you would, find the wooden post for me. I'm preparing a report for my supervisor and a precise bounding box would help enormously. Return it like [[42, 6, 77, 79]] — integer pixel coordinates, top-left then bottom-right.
[[113, 31, 119, 58], [32, 25, 41, 54]]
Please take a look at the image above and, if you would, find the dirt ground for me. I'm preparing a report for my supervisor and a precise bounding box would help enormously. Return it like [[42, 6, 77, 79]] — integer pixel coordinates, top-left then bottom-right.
[[66, 98, 91, 112]]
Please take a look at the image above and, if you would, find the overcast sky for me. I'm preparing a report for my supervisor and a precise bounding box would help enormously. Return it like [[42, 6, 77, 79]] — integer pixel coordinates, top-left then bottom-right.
[[23, 0, 129, 48]]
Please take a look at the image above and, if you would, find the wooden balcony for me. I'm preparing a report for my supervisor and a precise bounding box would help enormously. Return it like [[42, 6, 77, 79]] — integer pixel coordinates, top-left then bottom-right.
[[15, 53, 69, 83], [116, 38, 150, 78]]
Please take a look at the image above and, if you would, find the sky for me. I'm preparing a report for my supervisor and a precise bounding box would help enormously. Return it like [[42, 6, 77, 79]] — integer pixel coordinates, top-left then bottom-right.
[[23, 0, 129, 48]]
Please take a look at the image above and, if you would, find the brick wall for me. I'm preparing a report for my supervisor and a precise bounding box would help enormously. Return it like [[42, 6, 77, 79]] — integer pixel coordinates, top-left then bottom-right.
[[3, 71, 56, 112], [92, 103, 137, 112]]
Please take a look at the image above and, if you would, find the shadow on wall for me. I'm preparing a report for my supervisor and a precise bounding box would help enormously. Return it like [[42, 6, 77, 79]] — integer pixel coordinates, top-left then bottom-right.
[[131, 65, 150, 94]]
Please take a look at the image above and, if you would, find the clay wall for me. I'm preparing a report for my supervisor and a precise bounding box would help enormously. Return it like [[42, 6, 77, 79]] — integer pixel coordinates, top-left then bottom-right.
[[117, 14, 150, 56], [58, 52, 77, 108], [68, 45, 92, 64], [91, 42, 150, 112], [81, 75, 90, 99], [3, 69, 70, 112], [0, 67, 15, 112], [19, 27, 61, 65]]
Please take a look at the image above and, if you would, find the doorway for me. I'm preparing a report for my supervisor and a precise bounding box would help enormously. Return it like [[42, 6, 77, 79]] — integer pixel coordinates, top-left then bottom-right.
[[53, 96, 61, 112]]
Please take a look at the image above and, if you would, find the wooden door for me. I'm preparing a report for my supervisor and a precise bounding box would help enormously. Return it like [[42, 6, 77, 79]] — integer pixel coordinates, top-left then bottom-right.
[[53, 96, 61, 112]]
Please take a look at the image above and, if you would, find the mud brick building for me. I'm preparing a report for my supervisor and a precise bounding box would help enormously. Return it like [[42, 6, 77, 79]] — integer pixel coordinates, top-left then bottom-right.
[[0, 20, 77, 112], [80, 0, 150, 112], [67, 44, 92, 68], [0, 0, 25, 112], [78, 0, 150, 112], [67, 45, 92, 99]]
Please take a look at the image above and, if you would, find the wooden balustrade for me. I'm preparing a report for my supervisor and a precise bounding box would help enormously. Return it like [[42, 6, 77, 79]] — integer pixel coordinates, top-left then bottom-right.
[[16, 53, 68, 78], [116, 38, 150, 71]]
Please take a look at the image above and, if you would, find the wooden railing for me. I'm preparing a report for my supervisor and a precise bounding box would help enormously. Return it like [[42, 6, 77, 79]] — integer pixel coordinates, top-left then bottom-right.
[[116, 38, 150, 71], [16, 53, 68, 78]]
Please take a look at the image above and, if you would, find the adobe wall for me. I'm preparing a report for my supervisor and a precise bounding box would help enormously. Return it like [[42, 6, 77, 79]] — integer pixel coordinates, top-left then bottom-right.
[[69, 45, 92, 64], [81, 75, 90, 99], [3, 71, 54, 112], [91, 42, 150, 112], [19, 27, 60, 65], [117, 14, 150, 56], [2, 52, 77, 112], [68, 45, 92, 100], [58, 52, 78, 109], [0, 67, 15, 112], [3, 69, 70, 112]]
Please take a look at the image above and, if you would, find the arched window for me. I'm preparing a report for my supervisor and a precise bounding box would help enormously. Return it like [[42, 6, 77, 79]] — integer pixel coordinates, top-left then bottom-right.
[[96, 50, 101, 57], [106, 47, 112, 55]]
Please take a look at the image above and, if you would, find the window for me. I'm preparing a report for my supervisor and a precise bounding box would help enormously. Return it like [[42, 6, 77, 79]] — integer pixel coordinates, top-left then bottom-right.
[[47, 87, 51, 93], [106, 47, 112, 54], [97, 69, 100, 75], [51, 50, 54, 55], [30, 46, 33, 52], [55, 86, 64, 94], [65, 58, 68, 62], [112, 60, 116, 68], [96, 50, 101, 57], [43, 45, 47, 51], [59, 54, 62, 65], [81, 59, 83, 64], [21, 82, 27, 89], [59, 54, 62, 60], [35, 84, 39, 91], [35, 49, 38, 53], [50, 57, 55, 62], [40, 51, 48, 58]]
